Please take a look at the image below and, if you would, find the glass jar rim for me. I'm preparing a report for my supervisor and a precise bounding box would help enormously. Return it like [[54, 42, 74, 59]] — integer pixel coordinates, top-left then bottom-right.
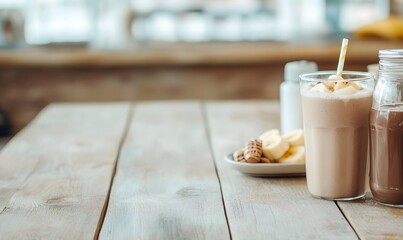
[[379, 49, 403, 59], [300, 71, 374, 82]]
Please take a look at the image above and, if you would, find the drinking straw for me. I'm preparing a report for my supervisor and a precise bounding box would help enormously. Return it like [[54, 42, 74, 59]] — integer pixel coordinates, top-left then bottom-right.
[[336, 38, 349, 76]]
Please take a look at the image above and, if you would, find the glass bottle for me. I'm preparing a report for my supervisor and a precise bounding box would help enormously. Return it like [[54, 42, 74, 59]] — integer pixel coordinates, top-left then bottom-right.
[[370, 49, 403, 207]]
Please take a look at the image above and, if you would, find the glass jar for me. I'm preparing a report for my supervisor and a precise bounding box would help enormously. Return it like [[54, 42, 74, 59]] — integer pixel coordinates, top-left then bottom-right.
[[300, 71, 374, 200], [24, 0, 95, 45], [370, 49, 403, 207]]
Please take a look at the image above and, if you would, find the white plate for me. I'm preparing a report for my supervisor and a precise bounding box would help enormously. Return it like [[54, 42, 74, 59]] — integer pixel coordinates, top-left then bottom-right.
[[225, 153, 306, 177]]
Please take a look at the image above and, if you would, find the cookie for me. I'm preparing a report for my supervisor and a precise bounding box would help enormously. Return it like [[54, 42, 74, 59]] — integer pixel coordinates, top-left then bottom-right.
[[233, 150, 245, 162], [260, 157, 274, 163], [243, 138, 262, 163]]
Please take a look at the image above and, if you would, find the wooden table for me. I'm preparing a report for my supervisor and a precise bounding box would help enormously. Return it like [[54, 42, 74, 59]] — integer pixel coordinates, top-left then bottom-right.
[[4, 40, 403, 133], [0, 101, 402, 239]]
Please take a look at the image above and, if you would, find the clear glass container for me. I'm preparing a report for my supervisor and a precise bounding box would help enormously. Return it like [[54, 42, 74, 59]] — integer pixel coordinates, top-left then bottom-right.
[[300, 71, 374, 200], [24, 0, 95, 45], [370, 49, 403, 208]]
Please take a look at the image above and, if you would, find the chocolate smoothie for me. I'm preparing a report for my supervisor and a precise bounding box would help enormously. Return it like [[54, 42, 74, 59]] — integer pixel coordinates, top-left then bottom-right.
[[301, 89, 373, 199], [370, 104, 403, 206]]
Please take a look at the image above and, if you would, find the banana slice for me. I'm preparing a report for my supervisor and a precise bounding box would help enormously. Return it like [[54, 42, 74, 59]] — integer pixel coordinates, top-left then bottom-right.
[[335, 85, 359, 95], [283, 129, 304, 147], [326, 75, 343, 90], [262, 135, 289, 160], [278, 146, 305, 164], [328, 75, 344, 80], [259, 129, 280, 141], [349, 81, 363, 90], [311, 83, 331, 92], [334, 81, 350, 91], [323, 81, 335, 90], [334, 81, 362, 93]]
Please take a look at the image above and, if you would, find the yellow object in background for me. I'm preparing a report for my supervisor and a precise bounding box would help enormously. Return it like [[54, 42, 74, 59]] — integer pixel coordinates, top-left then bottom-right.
[[355, 16, 403, 40]]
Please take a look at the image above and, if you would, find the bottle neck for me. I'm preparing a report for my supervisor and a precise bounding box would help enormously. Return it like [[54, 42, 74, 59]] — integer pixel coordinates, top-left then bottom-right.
[[379, 58, 403, 81]]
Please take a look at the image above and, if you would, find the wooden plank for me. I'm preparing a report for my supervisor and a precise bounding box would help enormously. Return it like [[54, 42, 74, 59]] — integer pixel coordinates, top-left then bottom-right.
[[205, 100, 358, 239], [337, 193, 403, 239], [0, 103, 130, 239], [100, 102, 230, 239], [0, 40, 402, 67]]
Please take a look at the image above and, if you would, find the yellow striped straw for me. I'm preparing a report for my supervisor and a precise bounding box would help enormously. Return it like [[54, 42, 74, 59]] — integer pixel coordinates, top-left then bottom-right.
[[336, 38, 349, 76]]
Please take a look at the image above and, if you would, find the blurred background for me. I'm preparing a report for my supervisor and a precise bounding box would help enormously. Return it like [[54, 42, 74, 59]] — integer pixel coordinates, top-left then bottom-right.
[[0, 0, 396, 46], [0, 0, 402, 134]]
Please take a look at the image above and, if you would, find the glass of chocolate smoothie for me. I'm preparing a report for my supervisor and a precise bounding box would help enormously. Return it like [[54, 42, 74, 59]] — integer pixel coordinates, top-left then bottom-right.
[[370, 49, 403, 208], [300, 71, 375, 200]]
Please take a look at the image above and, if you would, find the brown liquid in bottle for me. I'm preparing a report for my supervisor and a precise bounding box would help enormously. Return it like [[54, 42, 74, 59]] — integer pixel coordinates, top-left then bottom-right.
[[370, 104, 403, 205]]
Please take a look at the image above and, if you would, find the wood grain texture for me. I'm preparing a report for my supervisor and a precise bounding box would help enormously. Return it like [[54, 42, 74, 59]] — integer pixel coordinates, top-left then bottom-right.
[[204, 101, 358, 239], [337, 193, 403, 239], [99, 102, 230, 240], [0, 40, 402, 67], [0, 103, 130, 239], [1, 38, 385, 134], [0, 64, 284, 133]]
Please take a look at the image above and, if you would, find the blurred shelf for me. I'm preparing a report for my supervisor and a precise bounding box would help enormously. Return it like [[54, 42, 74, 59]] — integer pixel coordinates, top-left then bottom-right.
[[0, 40, 402, 67]]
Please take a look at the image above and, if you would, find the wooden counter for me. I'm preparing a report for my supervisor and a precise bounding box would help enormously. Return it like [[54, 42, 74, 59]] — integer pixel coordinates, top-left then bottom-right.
[[0, 40, 402, 67], [0, 40, 402, 133]]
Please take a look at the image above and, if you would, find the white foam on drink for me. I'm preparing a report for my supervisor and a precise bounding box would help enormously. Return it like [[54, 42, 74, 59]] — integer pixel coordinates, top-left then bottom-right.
[[301, 88, 373, 100]]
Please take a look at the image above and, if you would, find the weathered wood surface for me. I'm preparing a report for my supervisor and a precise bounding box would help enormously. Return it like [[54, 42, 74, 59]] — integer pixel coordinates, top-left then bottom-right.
[[204, 101, 358, 239], [1, 101, 402, 240], [337, 193, 403, 239], [100, 102, 229, 239], [0, 103, 130, 239]]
